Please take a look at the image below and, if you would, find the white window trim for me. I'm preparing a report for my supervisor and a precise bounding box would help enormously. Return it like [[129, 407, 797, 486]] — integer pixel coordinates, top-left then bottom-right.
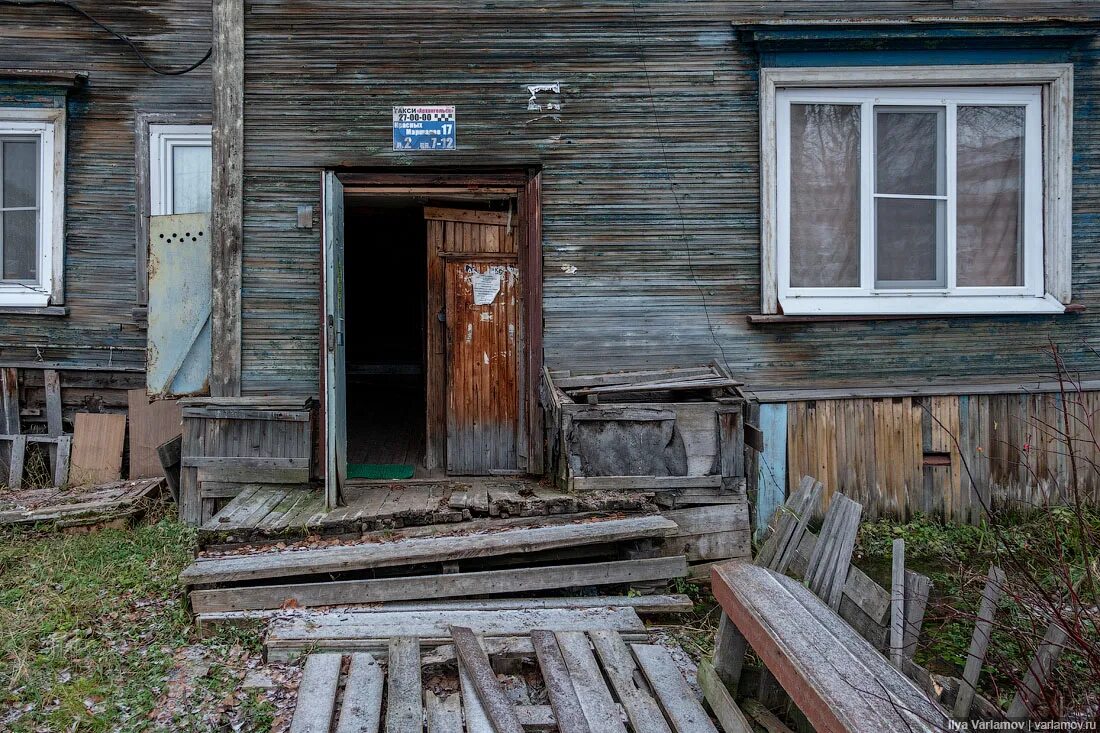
[[759, 64, 1074, 316], [149, 123, 212, 216], [0, 107, 65, 307]]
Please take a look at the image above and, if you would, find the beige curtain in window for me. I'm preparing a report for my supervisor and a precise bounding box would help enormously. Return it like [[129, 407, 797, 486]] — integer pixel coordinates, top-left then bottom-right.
[[789, 103, 861, 287], [956, 106, 1025, 287]]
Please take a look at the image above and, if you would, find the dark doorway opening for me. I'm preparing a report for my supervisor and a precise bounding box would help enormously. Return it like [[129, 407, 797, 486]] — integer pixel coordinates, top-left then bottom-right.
[[343, 203, 428, 475]]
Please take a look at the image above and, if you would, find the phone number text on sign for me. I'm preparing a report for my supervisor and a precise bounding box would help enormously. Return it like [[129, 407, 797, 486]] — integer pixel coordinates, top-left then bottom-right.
[[393, 106, 456, 150]]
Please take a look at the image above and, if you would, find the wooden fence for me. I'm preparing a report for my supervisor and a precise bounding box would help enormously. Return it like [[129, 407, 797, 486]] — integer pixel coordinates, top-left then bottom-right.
[[781, 391, 1100, 523]]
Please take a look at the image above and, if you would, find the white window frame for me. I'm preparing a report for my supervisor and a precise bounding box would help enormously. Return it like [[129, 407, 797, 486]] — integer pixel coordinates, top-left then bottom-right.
[[760, 64, 1074, 316], [0, 107, 65, 308], [149, 123, 212, 216]]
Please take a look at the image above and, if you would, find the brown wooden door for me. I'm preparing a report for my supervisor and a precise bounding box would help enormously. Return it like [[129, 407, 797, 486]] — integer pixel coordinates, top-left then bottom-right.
[[425, 207, 522, 475]]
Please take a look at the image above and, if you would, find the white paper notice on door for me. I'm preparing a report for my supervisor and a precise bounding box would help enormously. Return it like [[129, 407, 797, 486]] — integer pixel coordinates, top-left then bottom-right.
[[471, 268, 502, 305]]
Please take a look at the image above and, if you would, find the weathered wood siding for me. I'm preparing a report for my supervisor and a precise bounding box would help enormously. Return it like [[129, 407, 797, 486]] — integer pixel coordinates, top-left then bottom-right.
[[239, 1, 1100, 399], [0, 2, 210, 371], [784, 391, 1100, 522]]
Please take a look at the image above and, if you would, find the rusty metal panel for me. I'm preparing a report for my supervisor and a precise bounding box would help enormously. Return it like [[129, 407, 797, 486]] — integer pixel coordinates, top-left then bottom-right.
[[446, 259, 520, 474], [148, 213, 211, 397]]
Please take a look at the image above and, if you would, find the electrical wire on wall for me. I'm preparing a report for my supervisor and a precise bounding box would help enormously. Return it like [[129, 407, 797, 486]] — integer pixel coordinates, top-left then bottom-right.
[[626, 3, 787, 506], [0, 0, 211, 76]]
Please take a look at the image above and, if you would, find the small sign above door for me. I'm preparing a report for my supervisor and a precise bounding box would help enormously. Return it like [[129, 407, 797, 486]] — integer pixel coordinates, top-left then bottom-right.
[[392, 105, 456, 150]]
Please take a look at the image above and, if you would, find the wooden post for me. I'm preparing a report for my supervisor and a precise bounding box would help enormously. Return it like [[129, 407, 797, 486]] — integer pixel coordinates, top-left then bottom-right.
[[717, 407, 745, 488], [890, 538, 905, 667], [1, 367, 19, 434], [211, 0, 244, 397], [902, 570, 932, 662], [954, 565, 1006, 719], [44, 369, 62, 472], [1006, 622, 1070, 721], [712, 613, 748, 690]]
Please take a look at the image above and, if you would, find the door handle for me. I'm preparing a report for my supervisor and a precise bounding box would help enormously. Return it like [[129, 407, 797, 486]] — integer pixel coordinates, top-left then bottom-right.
[[327, 320, 335, 352]]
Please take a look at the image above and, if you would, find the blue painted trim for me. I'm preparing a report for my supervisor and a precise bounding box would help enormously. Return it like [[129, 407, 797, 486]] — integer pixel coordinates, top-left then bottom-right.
[[755, 403, 788, 541], [763, 48, 1072, 68]]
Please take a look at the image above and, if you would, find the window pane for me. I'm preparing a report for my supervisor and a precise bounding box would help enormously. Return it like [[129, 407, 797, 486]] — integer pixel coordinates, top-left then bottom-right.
[[789, 103, 861, 287], [876, 198, 944, 286], [876, 109, 945, 195], [171, 144, 211, 214], [957, 106, 1025, 287], [2, 209, 36, 280], [3, 139, 38, 208]]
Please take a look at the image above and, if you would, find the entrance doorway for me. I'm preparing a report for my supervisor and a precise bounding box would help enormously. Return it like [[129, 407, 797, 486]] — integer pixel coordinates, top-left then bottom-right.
[[321, 171, 543, 506]]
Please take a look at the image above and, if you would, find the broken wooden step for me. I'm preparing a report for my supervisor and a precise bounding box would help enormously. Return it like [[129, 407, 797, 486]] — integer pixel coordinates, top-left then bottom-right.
[[190, 555, 688, 613], [195, 594, 693, 634], [181, 512, 678, 585], [264, 607, 647, 661]]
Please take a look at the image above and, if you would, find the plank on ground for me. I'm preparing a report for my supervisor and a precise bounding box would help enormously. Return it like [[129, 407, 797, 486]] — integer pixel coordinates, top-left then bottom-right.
[[531, 630, 591, 733], [452, 627, 524, 733], [334, 652, 383, 733], [589, 630, 672, 733], [384, 637, 422, 733], [288, 653, 341, 733], [697, 658, 753, 733], [632, 643, 718, 733], [555, 631, 628, 733], [425, 690, 463, 733]]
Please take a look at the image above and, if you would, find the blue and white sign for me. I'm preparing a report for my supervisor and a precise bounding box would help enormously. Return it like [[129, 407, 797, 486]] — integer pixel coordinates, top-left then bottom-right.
[[392, 105, 456, 150]]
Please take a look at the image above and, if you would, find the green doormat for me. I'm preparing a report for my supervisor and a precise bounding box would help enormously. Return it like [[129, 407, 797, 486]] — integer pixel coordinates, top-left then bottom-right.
[[347, 463, 415, 480]]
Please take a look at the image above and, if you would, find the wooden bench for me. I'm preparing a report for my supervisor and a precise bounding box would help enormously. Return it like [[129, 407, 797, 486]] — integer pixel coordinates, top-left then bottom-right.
[[712, 560, 950, 733]]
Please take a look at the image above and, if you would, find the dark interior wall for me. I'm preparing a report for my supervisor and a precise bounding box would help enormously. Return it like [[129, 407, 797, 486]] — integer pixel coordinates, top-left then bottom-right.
[[239, 2, 1100, 397], [0, 1, 211, 371], [343, 206, 426, 371]]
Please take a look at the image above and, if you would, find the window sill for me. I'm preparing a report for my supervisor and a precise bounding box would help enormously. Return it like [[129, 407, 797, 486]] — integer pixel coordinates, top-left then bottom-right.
[[0, 304, 67, 316], [751, 300, 1082, 325], [776, 294, 1068, 317]]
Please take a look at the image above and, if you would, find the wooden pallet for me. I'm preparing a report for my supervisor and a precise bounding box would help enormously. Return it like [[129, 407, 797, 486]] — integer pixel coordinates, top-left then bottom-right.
[[0, 477, 165, 528], [1, 367, 72, 490], [286, 623, 718, 733]]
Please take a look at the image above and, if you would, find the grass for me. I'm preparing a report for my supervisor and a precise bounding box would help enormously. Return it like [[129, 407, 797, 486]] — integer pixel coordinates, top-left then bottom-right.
[[855, 509, 1100, 711], [0, 510, 273, 732]]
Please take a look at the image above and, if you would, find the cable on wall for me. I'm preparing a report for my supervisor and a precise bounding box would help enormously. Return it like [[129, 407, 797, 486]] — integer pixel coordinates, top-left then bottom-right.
[[0, 0, 211, 76]]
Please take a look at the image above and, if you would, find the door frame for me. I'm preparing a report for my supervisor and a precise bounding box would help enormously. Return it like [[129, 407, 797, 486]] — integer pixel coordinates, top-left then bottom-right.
[[319, 168, 544, 478]]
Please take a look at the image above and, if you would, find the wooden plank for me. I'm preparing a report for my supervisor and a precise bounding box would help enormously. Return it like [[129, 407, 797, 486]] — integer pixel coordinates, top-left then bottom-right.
[[554, 631, 627, 733], [1006, 622, 1070, 721], [44, 369, 63, 436], [127, 389, 182, 478], [632, 644, 719, 733], [531, 630, 590, 733], [181, 514, 677, 584], [211, 0, 244, 397], [289, 653, 341, 733], [773, 478, 823, 575], [424, 206, 511, 226], [717, 407, 745, 484], [712, 561, 949, 733], [70, 413, 127, 485], [954, 565, 1007, 719], [902, 570, 932, 662], [553, 367, 716, 390], [696, 659, 753, 733], [385, 637, 423, 733], [891, 538, 905, 667], [451, 627, 524, 733], [458, 657, 494, 733], [335, 652, 383, 733], [196, 464, 309, 484], [571, 475, 721, 492], [712, 613, 748, 690], [739, 700, 795, 733], [424, 690, 463, 733], [190, 556, 688, 613], [756, 476, 817, 570], [589, 630, 672, 733], [53, 435, 71, 487], [804, 492, 862, 611], [6, 434, 26, 490], [0, 367, 18, 435], [756, 403, 788, 539]]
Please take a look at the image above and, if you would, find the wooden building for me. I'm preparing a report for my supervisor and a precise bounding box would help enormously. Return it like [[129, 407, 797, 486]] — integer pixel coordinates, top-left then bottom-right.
[[0, 2, 211, 417], [4, 2, 1099, 532]]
